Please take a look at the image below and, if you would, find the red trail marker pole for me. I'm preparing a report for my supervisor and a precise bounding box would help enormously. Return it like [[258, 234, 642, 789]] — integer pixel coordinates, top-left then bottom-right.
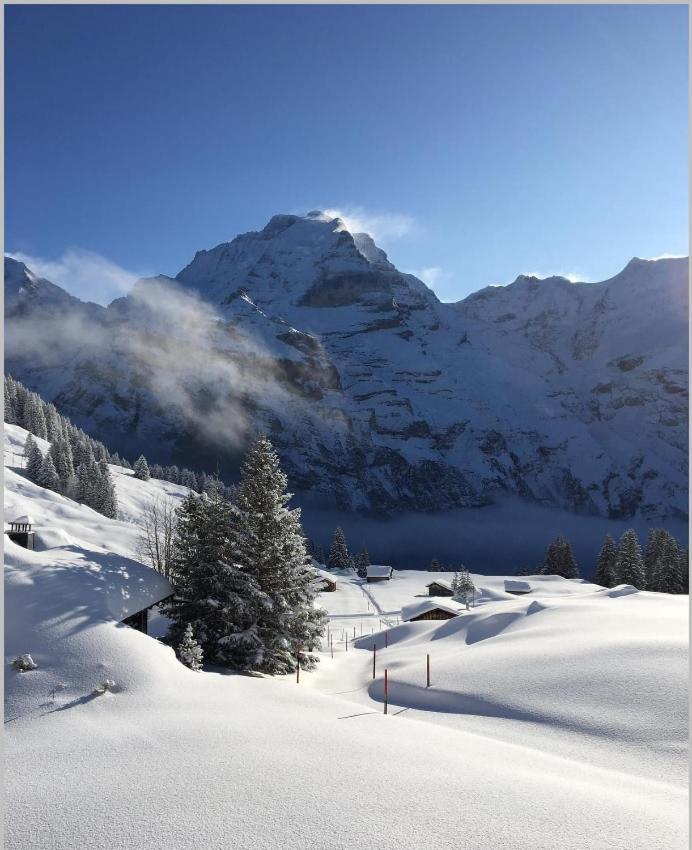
[[426, 654, 430, 688], [372, 644, 376, 679], [384, 668, 388, 715]]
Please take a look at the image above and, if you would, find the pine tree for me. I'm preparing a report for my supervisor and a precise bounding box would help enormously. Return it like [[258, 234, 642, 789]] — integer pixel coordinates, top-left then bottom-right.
[[355, 548, 370, 579], [177, 624, 204, 671], [203, 475, 224, 498], [74, 463, 92, 504], [233, 436, 327, 674], [615, 529, 646, 589], [678, 547, 689, 595], [50, 437, 75, 493], [327, 526, 350, 570], [647, 531, 684, 594], [430, 558, 442, 572], [165, 491, 268, 670], [541, 535, 580, 579], [133, 454, 150, 481], [38, 453, 61, 492], [593, 534, 618, 588], [644, 529, 666, 590], [4, 377, 17, 424], [452, 567, 475, 605], [85, 460, 104, 509], [13, 379, 27, 425], [24, 394, 48, 440], [72, 439, 95, 470], [44, 404, 62, 443], [97, 460, 118, 519], [24, 433, 44, 482]]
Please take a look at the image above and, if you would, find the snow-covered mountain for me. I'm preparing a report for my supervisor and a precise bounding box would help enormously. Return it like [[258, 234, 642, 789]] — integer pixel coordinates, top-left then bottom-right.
[[5, 212, 688, 532]]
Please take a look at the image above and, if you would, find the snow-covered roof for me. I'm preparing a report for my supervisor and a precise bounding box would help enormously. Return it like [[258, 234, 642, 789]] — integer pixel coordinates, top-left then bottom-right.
[[10, 514, 35, 525], [504, 580, 532, 593], [401, 598, 466, 621], [367, 564, 393, 578], [425, 579, 453, 590], [312, 568, 337, 585]]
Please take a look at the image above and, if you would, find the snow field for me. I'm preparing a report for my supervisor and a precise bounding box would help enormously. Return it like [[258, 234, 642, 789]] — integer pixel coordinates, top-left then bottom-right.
[[4, 424, 688, 849]]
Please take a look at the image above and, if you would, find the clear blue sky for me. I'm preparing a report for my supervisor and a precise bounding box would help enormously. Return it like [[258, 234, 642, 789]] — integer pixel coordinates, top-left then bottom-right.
[[5, 4, 689, 303]]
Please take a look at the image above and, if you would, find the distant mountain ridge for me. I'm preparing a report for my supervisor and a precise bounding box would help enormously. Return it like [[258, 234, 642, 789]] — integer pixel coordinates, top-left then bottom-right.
[[5, 212, 688, 525]]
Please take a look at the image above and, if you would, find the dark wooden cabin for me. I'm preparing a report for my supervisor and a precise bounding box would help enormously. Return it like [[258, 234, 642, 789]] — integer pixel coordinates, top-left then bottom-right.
[[366, 565, 393, 583], [408, 606, 458, 621], [402, 599, 465, 622], [425, 580, 454, 597]]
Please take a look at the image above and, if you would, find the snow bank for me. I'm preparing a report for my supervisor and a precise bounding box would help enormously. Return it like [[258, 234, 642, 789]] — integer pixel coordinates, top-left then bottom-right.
[[4, 425, 688, 849]]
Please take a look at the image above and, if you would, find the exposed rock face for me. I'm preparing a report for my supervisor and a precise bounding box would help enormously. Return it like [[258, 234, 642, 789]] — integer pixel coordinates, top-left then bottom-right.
[[4, 216, 688, 522]]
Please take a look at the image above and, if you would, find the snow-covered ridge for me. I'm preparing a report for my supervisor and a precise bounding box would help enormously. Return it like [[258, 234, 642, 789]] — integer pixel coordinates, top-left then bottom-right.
[[4, 214, 688, 545]]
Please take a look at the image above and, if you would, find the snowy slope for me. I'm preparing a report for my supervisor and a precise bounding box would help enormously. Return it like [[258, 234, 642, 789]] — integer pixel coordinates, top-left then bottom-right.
[[320, 570, 688, 786], [4, 214, 688, 553], [4, 427, 688, 849]]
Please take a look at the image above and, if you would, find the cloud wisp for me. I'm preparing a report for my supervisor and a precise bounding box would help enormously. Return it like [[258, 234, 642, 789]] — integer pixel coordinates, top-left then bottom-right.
[[318, 206, 416, 242], [407, 266, 444, 287], [7, 248, 145, 306], [6, 270, 325, 454]]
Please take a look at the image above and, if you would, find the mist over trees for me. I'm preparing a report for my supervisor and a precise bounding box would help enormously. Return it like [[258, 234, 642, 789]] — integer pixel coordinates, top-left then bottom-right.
[[5, 375, 237, 511]]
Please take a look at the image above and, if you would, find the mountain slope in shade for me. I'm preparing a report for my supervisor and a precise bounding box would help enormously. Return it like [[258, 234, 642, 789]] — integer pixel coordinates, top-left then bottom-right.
[[4, 214, 688, 530]]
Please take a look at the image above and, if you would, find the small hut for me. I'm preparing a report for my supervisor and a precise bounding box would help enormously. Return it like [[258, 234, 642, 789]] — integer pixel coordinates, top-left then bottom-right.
[[504, 579, 532, 595], [6, 515, 36, 550], [425, 579, 453, 597], [311, 568, 337, 593], [366, 565, 393, 583], [401, 599, 466, 622]]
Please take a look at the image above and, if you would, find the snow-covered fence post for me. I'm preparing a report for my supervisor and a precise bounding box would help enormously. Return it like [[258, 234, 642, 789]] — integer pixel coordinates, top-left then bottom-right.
[[384, 668, 388, 715], [372, 644, 376, 679], [385, 630, 388, 649], [426, 654, 430, 688], [296, 644, 301, 684], [330, 635, 333, 659], [346, 634, 348, 651], [353, 625, 356, 640]]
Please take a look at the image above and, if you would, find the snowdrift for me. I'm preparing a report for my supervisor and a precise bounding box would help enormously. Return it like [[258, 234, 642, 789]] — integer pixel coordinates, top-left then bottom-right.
[[4, 424, 688, 849]]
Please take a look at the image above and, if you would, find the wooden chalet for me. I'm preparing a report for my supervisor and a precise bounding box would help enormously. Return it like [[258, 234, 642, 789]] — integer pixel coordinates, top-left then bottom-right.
[[366, 565, 393, 583], [311, 568, 337, 593], [401, 599, 466, 622], [425, 579, 453, 597]]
